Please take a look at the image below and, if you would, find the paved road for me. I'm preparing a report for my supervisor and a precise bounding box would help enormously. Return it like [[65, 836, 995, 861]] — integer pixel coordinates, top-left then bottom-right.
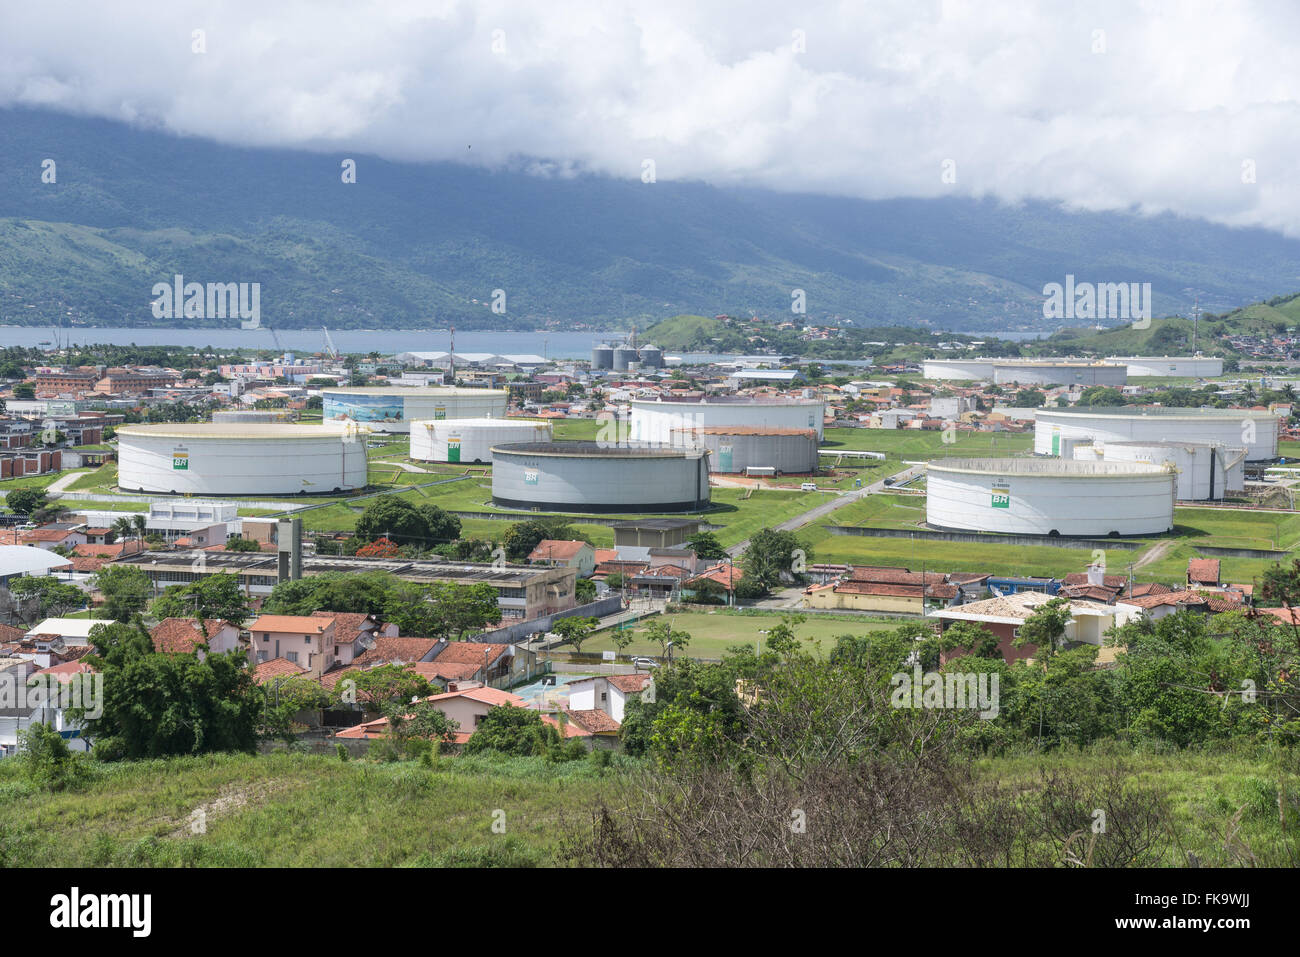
[[726, 465, 924, 558]]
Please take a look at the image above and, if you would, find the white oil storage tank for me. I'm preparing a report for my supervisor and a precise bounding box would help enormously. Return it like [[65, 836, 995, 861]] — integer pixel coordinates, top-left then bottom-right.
[[991, 360, 1126, 387], [491, 441, 711, 512], [410, 417, 552, 464], [630, 395, 826, 443], [922, 359, 996, 381], [117, 423, 367, 495], [671, 426, 818, 474], [1106, 356, 1225, 378], [1035, 407, 1279, 461], [1071, 440, 1246, 500], [321, 387, 508, 433], [926, 457, 1175, 537]]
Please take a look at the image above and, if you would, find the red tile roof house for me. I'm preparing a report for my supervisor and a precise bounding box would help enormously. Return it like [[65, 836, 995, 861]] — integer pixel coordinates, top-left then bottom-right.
[[310, 611, 397, 667], [149, 618, 243, 660], [252, 657, 308, 684], [564, 672, 653, 723], [527, 539, 596, 578], [543, 708, 622, 743], [248, 614, 338, 677], [1187, 559, 1221, 588], [335, 686, 528, 744]]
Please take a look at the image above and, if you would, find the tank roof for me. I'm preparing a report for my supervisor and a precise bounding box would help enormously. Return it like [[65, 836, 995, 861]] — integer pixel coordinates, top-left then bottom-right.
[[669, 426, 816, 437], [322, 386, 507, 396], [411, 417, 550, 428], [927, 457, 1171, 478], [631, 395, 822, 406], [117, 423, 357, 439], [1039, 406, 1274, 419], [491, 440, 706, 459]]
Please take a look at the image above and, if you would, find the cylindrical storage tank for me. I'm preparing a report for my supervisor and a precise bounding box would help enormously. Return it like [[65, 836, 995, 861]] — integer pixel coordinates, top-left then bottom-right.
[[639, 345, 664, 369], [926, 458, 1175, 536], [117, 423, 367, 495], [491, 441, 711, 512], [672, 427, 818, 474], [1071, 440, 1246, 500], [630, 395, 826, 442], [410, 417, 552, 464], [212, 410, 284, 423], [592, 345, 614, 370], [612, 346, 638, 371], [321, 387, 508, 433], [1107, 357, 1225, 378], [1035, 407, 1279, 461], [922, 359, 995, 381], [991, 361, 1127, 387]]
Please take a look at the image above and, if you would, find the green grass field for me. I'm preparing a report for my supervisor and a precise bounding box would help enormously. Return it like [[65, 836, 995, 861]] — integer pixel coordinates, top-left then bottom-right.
[[822, 427, 1032, 460], [584, 609, 899, 658]]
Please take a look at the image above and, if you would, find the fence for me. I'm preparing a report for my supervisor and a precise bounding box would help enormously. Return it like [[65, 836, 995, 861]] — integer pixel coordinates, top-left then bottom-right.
[[826, 525, 1145, 551]]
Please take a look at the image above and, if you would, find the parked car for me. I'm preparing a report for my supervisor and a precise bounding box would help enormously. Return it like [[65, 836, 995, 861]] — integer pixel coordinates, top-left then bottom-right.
[[883, 477, 895, 486], [800, 482, 818, 491], [631, 657, 659, 670]]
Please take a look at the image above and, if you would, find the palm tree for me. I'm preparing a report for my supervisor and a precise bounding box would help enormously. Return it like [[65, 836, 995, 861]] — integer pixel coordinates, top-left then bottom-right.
[[111, 516, 133, 545], [132, 514, 147, 544]]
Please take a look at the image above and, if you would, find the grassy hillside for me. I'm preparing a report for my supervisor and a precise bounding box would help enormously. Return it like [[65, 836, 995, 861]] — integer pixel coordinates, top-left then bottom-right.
[[2, 748, 1293, 867]]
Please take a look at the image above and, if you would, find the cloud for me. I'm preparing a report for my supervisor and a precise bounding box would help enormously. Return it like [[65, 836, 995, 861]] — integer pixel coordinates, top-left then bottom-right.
[[4, 0, 1300, 233]]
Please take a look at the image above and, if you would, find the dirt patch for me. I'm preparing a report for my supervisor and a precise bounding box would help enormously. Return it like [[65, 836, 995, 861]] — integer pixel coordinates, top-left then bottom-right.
[[167, 780, 290, 838]]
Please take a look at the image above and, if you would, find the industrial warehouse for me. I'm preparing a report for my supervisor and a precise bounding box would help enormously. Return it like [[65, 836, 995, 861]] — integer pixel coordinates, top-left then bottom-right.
[[116, 423, 368, 495], [321, 386, 508, 432], [409, 417, 553, 464], [925, 457, 1177, 537], [490, 440, 712, 512], [629, 394, 826, 444], [1034, 406, 1280, 461]]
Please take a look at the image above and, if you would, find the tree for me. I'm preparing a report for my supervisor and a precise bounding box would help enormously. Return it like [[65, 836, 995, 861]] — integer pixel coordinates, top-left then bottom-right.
[[742, 527, 807, 592], [223, 536, 262, 552], [8, 576, 85, 622], [644, 619, 690, 659], [335, 664, 431, 709], [687, 531, 727, 560], [417, 504, 461, 547], [356, 537, 401, 558], [5, 487, 46, 516], [502, 518, 580, 562], [1014, 597, 1071, 662], [428, 582, 501, 639], [73, 622, 260, 760], [553, 616, 599, 654], [149, 573, 249, 626], [93, 564, 152, 622], [575, 577, 597, 604], [463, 704, 559, 756], [353, 497, 432, 548], [263, 570, 395, 616], [1078, 386, 1125, 407]]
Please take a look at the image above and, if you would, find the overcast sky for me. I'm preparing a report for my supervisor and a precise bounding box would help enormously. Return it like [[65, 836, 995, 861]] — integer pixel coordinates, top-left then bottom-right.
[[4, 0, 1300, 234]]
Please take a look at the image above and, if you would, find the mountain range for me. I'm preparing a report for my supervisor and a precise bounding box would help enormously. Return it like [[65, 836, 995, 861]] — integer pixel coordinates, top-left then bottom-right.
[[2, 107, 1300, 332]]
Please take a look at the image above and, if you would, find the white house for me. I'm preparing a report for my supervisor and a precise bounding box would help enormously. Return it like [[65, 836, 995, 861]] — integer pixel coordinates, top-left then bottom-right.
[[565, 673, 654, 723]]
